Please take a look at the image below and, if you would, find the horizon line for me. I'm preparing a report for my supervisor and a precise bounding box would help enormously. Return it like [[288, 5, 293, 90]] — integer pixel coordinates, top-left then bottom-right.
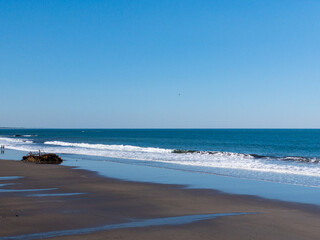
[[1, 127, 320, 130]]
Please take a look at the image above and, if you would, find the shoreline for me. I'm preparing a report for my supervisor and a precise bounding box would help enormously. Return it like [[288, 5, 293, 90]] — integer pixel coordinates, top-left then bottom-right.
[[0, 159, 320, 239], [3, 148, 320, 207], [2, 147, 320, 207]]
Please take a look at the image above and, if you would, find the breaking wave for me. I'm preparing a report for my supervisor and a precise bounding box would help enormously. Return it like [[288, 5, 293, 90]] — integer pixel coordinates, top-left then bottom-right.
[[1, 137, 320, 179], [11, 135, 37, 137], [0, 137, 33, 144], [172, 149, 320, 163], [44, 141, 171, 153]]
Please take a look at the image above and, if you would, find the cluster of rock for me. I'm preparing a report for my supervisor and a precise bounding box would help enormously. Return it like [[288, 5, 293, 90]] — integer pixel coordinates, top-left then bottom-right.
[[22, 152, 63, 164]]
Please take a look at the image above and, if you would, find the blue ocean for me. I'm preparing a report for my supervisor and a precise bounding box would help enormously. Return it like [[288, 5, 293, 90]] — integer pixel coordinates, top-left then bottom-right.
[[1, 129, 320, 205]]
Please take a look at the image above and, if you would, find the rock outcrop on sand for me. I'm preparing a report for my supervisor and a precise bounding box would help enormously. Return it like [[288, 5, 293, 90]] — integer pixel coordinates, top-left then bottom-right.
[[22, 152, 63, 164]]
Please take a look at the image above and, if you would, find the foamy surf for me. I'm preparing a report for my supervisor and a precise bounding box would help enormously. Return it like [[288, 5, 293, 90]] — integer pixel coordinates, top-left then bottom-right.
[[1, 137, 320, 182], [0, 137, 33, 144], [44, 141, 171, 153]]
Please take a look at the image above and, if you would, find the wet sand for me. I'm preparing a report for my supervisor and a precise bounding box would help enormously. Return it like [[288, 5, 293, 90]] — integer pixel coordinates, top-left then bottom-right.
[[0, 159, 319, 240]]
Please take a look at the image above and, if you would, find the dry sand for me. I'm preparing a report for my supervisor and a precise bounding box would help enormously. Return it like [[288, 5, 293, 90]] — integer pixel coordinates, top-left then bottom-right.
[[0, 159, 319, 239]]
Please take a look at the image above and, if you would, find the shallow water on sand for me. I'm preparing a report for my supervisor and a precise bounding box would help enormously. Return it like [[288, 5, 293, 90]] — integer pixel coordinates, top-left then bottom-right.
[[0, 212, 255, 240], [2, 148, 320, 206], [27, 192, 86, 197], [62, 156, 320, 206]]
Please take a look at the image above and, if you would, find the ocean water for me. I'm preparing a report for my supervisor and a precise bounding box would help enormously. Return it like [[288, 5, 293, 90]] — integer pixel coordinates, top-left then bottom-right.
[[1, 129, 320, 204]]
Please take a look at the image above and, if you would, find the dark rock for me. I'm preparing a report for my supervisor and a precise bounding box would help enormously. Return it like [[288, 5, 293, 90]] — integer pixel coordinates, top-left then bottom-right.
[[22, 152, 63, 164], [172, 149, 199, 154]]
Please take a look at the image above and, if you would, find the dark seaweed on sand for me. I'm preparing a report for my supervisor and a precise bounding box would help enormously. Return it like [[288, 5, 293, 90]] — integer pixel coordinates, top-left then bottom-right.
[[22, 152, 63, 164]]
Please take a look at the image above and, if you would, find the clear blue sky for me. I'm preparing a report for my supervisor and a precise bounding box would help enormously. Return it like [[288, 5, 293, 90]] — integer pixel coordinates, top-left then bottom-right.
[[1, 0, 319, 128]]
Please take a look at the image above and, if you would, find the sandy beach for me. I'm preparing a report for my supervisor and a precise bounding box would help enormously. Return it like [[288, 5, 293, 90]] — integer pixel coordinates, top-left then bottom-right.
[[0, 159, 319, 239]]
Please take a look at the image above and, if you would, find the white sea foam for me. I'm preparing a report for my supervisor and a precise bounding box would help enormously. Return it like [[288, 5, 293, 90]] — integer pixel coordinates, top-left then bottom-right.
[[0, 137, 33, 144], [44, 141, 171, 153], [1, 137, 320, 179]]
